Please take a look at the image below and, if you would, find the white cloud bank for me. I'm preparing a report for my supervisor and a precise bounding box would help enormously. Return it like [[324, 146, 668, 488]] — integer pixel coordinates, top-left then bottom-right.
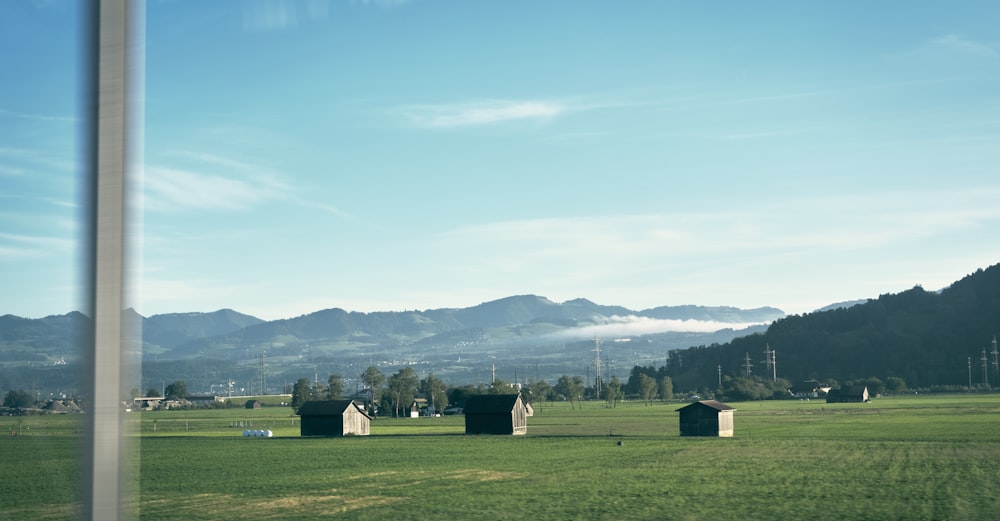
[[527, 315, 767, 344]]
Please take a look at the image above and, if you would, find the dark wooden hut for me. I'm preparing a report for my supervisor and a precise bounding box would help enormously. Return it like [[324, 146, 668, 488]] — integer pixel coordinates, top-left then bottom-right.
[[676, 400, 736, 437], [826, 385, 870, 403], [245, 399, 262, 409], [297, 400, 371, 436], [463, 394, 527, 435]]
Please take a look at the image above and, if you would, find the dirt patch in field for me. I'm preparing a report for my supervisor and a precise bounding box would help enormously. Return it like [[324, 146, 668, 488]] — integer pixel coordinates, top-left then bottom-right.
[[251, 494, 402, 514], [144, 492, 401, 519], [445, 469, 525, 482], [346, 470, 404, 480], [349, 468, 525, 484]]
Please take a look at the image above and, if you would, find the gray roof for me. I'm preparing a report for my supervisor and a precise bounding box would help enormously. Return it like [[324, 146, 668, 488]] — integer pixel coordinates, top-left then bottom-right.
[[464, 394, 522, 414], [296, 400, 370, 418], [676, 399, 736, 412]]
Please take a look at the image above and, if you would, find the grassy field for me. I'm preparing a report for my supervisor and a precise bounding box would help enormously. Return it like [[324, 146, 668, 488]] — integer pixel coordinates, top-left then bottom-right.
[[2, 394, 999, 520]]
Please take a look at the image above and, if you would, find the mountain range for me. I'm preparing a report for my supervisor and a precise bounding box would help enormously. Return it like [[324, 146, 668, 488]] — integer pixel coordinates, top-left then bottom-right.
[[0, 297, 783, 395], [4, 261, 997, 396]]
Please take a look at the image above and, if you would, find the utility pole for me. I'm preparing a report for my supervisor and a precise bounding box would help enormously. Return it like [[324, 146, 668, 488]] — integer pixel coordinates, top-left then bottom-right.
[[761, 344, 776, 381], [592, 335, 602, 399], [991, 335, 998, 384], [742, 352, 753, 377], [968, 356, 973, 388], [717, 364, 722, 387], [258, 352, 266, 396], [981, 348, 989, 387]]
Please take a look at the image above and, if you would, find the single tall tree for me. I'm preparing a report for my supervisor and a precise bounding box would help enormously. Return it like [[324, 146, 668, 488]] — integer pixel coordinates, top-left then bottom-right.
[[326, 374, 345, 399], [386, 367, 420, 417], [658, 376, 674, 401], [290, 378, 313, 410], [3, 389, 35, 410], [420, 372, 448, 413], [638, 373, 658, 404], [360, 366, 385, 404], [603, 376, 622, 407], [163, 380, 188, 400], [555, 375, 585, 409]]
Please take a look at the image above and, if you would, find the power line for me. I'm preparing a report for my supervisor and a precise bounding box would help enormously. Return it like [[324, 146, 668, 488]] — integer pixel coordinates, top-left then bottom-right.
[[592, 335, 602, 398], [761, 344, 776, 381]]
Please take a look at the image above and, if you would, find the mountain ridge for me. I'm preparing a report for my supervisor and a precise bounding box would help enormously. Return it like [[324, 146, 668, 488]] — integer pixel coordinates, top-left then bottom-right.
[[0, 295, 783, 363]]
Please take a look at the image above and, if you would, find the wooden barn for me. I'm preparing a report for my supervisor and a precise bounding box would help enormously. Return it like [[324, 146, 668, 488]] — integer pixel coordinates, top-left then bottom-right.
[[463, 394, 527, 435], [245, 399, 262, 409], [676, 400, 736, 437], [826, 385, 870, 403], [297, 400, 371, 437]]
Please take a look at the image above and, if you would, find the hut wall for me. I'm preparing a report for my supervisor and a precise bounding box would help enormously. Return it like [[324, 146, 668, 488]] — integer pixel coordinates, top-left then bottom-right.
[[717, 410, 734, 437], [343, 408, 370, 435], [466, 413, 513, 435], [511, 401, 527, 435], [679, 408, 720, 437], [301, 416, 344, 437]]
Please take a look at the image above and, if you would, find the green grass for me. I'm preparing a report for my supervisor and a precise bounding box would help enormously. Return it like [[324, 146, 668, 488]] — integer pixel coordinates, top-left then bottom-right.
[[3, 395, 1000, 520]]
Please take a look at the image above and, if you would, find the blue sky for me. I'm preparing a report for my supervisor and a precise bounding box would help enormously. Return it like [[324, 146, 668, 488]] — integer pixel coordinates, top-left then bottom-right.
[[2, 0, 1000, 321]]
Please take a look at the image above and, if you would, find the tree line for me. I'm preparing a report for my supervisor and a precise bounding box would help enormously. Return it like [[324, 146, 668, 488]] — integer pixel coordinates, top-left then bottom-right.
[[660, 264, 1000, 392], [282, 365, 679, 416]]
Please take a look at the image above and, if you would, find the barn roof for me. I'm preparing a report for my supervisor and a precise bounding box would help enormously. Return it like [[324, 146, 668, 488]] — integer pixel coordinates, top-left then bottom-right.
[[464, 394, 522, 414], [676, 399, 736, 412], [296, 400, 370, 418]]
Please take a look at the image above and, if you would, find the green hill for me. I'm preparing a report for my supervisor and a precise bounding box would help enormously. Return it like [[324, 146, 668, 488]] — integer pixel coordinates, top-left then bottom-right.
[[664, 263, 1000, 391]]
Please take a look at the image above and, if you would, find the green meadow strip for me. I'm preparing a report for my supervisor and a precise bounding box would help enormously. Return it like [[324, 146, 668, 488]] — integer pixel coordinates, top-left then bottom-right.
[[2, 395, 999, 520]]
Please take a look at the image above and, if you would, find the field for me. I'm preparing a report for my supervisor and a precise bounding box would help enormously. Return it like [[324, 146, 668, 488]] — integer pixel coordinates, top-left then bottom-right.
[[2, 395, 999, 520]]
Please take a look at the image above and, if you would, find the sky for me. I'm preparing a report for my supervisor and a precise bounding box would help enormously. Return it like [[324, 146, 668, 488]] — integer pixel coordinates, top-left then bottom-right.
[[2, 0, 1000, 322]]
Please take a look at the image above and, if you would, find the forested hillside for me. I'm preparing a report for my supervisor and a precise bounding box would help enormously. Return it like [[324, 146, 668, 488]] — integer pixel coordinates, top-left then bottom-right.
[[664, 263, 1000, 391]]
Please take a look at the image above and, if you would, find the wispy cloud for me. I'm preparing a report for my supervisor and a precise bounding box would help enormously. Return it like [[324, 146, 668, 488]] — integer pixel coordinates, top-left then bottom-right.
[[395, 99, 568, 128], [929, 34, 999, 59], [0, 232, 73, 260], [0, 146, 74, 173], [353, 0, 411, 8], [0, 108, 76, 123], [421, 186, 1000, 310], [142, 166, 287, 212], [144, 152, 357, 220], [242, 0, 329, 33]]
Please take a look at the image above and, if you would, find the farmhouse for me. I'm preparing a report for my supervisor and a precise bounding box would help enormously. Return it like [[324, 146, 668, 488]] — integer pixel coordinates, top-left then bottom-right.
[[676, 400, 736, 437], [132, 396, 163, 410], [463, 394, 527, 435], [826, 385, 870, 403], [789, 381, 832, 399], [187, 395, 223, 406], [297, 400, 371, 436]]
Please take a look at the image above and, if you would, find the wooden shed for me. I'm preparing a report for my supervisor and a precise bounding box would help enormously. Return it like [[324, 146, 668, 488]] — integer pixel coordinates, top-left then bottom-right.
[[297, 400, 371, 437], [463, 394, 527, 435], [676, 400, 736, 437], [245, 399, 262, 409], [826, 385, 870, 403]]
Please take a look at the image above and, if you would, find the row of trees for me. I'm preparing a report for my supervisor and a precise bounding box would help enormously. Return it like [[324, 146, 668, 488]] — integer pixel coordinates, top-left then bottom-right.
[[285, 366, 680, 415], [3, 389, 35, 410]]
